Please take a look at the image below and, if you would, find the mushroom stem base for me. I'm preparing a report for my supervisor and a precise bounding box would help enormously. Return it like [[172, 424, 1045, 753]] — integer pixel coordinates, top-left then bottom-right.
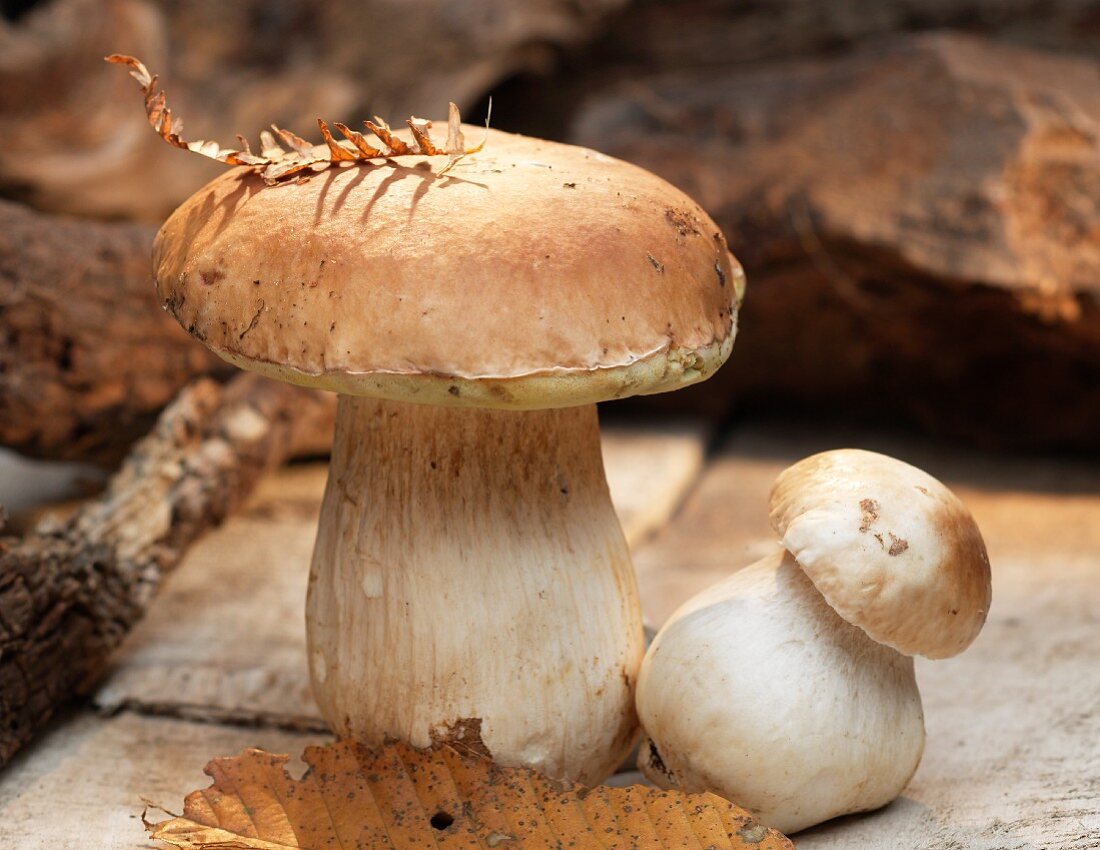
[[307, 395, 644, 784]]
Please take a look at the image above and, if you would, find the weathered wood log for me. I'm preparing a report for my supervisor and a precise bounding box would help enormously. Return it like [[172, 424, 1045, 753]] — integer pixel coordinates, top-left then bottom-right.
[[0, 199, 230, 464], [0, 372, 336, 768]]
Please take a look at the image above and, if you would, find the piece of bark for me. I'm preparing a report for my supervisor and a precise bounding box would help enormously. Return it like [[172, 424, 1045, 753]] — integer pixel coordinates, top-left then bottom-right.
[[570, 34, 1100, 448], [0, 199, 229, 464], [0, 372, 336, 768], [0, 0, 626, 222]]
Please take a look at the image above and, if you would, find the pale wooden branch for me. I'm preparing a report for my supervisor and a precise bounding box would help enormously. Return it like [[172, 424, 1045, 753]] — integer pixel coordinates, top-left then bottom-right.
[[0, 373, 336, 767]]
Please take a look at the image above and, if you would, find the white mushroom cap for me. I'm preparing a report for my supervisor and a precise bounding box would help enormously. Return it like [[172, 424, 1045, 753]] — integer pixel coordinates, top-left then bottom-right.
[[769, 449, 991, 659], [636, 550, 925, 833]]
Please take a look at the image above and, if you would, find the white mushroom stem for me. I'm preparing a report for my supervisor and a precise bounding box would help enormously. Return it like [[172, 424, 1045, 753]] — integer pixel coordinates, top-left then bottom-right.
[[637, 550, 925, 834], [307, 395, 644, 784]]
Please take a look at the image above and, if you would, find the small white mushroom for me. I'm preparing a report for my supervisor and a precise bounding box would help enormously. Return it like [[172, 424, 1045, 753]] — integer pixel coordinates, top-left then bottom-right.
[[636, 449, 992, 833]]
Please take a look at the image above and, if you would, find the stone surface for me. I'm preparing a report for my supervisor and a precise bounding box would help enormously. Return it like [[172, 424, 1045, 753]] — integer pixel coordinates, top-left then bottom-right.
[[600, 420, 709, 546], [570, 33, 1100, 448], [0, 711, 327, 848]]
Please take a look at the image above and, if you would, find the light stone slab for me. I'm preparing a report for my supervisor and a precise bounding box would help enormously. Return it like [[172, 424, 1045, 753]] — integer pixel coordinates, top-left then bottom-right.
[[0, 712, 326, 849]]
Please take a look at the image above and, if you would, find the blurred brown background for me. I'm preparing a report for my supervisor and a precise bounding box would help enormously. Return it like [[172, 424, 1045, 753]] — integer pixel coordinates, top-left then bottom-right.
[[2, 0, 1099, 459]]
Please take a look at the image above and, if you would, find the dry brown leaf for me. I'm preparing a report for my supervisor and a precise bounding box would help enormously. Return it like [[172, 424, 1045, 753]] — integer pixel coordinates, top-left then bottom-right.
[[317, 119, 359, 162], [272, 125, 317, 158], [445, 102, 467, 156], [145, 737, 793, 850], [105, 54, 488, 184], [406, 117, 442, 155], [258, 130, 287, 161], [333, 122, 383, 159], [364, 118, 414, 156]]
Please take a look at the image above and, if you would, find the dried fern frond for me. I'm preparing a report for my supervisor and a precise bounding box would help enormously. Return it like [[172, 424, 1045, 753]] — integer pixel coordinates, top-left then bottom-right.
[[104, 54, 489, 184]]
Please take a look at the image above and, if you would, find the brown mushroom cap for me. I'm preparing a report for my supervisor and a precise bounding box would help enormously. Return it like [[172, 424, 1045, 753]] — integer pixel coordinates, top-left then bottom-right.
[[153, 126, 742, 408], [769, 449, 992, 659]]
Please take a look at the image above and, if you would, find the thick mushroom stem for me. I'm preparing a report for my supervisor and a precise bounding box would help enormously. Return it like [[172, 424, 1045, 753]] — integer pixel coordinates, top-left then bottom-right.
[[307, 395, 645, 784], [636, 550, 925, 833]]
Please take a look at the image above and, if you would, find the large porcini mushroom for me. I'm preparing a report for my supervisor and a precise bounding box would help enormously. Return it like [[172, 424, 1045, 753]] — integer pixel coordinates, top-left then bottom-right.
[[153, 125, 742, 784], [636, 449, 992, 831]]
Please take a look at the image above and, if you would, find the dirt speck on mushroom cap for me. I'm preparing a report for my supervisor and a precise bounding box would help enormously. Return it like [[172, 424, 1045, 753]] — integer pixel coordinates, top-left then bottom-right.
[[769, 448, 991, 658]]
